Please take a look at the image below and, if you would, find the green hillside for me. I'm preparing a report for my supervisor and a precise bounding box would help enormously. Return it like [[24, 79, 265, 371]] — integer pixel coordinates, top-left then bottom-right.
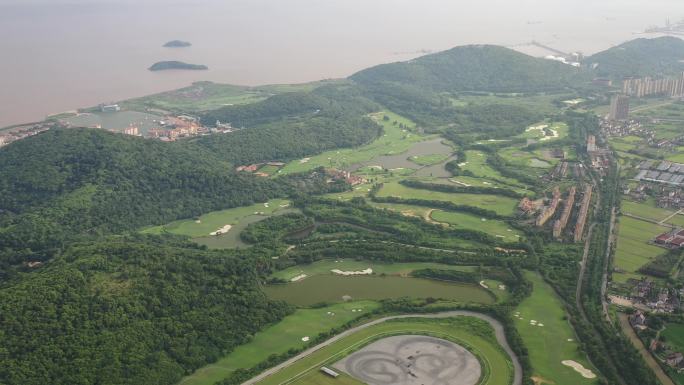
[[351, 44, 579, 93], [0, 236, 291, 385], [0, 129, 344, 273], [196, 84, 381, 164], [585, 36, 684, 79]]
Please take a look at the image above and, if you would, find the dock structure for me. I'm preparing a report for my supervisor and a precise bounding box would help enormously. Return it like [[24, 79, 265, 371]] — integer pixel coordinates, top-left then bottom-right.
[[573, 185, 593, 242]]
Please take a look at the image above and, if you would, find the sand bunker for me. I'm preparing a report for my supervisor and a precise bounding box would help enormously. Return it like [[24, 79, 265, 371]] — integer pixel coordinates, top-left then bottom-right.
[[331, 268, 373, 276], [479, 280, 489, 289], [561, 360, 596, 379], [209, 224, 232, 236], [291, 274, 307, 282], [526, 124, 559, 142], [299, 157, 311, 164]]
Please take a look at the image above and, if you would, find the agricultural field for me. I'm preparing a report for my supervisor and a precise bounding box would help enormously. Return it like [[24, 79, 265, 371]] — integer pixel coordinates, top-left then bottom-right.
[[141, 199, 295, 248], [658, 323, 684, 385], [621, 199, 677, 223], [178, 301, 380, 385], [515, 272, 598, 385], [430, 210, 522, 241], [278, 111, 426, 174], [613, 216, 670, 283], [270, 259, 477, 281], [262, 275, 495, 306], [255, 317, 514, 385], [376, 181, 519, 216]]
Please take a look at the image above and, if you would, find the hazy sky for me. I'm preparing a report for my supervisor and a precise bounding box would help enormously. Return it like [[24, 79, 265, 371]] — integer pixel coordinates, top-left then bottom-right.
[[1, 0, 683, 127]]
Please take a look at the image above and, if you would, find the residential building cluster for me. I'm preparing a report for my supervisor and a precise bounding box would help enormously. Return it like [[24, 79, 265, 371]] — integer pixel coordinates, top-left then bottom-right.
[[600, 118, 645, 138], [550, 161, 569, 180], [147, 116, 203, 141], [622, 73, 684, 98], [573, 184, 593, 242], [628, 278, 681, 313], [655, 228, 684, 248], [0, 121, 61, 148], [553, 186, 576, 239], [535, 187, 561, 227], [517, 197, 543, 216], [608, 94, 630, 121], [326, 168, 366, 186], [236, 162, 286, 177]]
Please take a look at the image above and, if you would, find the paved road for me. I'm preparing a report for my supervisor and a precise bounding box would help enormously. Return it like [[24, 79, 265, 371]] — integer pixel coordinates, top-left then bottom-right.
[[576, 222, 597, 317], [602, 208, 617, 323], [242, 310, 522, 385]]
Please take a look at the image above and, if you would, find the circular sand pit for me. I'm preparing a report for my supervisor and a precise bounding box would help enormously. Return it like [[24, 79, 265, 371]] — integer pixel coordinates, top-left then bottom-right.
[[334, 335, 481, 385]]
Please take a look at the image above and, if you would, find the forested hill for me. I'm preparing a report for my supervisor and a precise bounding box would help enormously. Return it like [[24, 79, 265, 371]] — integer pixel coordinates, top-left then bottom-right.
[[196, 83, 381, 165], [0, 235, 291, 385], [585, 36, 684, 79], [0, 129, 344, 273], [350, 44, 579, 93]]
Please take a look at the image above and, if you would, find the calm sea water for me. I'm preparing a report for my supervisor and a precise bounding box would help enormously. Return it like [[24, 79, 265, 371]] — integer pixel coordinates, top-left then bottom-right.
[[0, 0, 682, 128]]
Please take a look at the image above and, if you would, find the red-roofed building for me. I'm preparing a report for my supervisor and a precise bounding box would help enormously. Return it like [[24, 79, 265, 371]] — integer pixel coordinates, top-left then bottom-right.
[[656, 233, 674, 244]]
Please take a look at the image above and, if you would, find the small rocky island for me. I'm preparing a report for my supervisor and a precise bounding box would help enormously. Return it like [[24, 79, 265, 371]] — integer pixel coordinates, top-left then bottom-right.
[[163, 40, 192, 48], [148, 61, 208, 71]]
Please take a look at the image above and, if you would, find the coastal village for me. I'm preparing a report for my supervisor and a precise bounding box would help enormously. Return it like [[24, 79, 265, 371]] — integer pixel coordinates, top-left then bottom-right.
[[0, 103, 234, 148]]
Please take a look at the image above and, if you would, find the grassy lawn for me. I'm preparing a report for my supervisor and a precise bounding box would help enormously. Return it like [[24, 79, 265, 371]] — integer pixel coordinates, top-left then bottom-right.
[[613, 216, 669, 283], [271, 259, 477, 281], [430, 210, 521, 241], [279, 111, 425, 174], [369, 201, 434, 218], [449, 175, 532, 195], [263, 275, 495, 306], [177, 301, 380, 385], [662, 323, 684, 352], [666, 149, 684, 163], [409, 153, 449, 166], [515, 272, 598, 385], [141, 199, 297, 249], [376, 181, 518, 216], [255, 317, 513, 385], [257, 164, 281, 175], [454, 93, 567, 115], [119, 80, 330, 113], [622, 199, 675, 222], [460, 150, 526, 187], [141, 199, 292, 238], [667, 214, 684, 227]]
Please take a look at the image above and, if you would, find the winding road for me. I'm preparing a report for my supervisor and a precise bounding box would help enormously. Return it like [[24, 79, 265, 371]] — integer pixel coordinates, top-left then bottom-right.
[[241, 310, 522, 385]]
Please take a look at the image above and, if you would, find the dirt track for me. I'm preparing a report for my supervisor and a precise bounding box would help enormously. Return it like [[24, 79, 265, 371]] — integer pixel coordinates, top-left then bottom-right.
[[241, 310, 521, 385]]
